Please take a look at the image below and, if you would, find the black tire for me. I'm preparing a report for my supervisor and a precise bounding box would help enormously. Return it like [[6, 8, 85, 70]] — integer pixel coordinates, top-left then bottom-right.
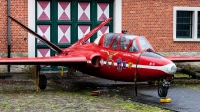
[[39, 75, 47, 90], [158, 85, 168, 97]]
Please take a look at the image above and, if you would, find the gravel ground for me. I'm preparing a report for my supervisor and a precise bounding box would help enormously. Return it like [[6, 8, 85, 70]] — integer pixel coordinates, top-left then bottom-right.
[[0, 75, 167, 112]]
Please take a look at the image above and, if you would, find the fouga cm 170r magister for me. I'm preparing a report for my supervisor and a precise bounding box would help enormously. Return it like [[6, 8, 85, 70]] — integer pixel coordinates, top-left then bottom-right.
[[1, 15, 194, 101]]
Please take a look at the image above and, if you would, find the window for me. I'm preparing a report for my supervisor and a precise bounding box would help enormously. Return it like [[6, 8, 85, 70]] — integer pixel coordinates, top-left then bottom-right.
[[129, 40, 138, 52], [120, 35, 132, 50], [173, 7, 200, 41], [111, 35, 120, 50], [176, 11, 192, 38], [138, 37, 152, 50], [103, 33, 116, 48]]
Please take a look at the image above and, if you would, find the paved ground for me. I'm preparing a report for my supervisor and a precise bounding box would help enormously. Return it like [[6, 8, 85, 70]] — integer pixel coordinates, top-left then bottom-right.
[[67, 75, 200, 112], [1, 73, 200, 112], [131, 85, 200, 112]]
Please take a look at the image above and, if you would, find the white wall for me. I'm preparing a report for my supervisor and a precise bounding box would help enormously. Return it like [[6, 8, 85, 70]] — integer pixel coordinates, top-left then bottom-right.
[[113, 0, 122, 33], [28, 0, 35, 57]]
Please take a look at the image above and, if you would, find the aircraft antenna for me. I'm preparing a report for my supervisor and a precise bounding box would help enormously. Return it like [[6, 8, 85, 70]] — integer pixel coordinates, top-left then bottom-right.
[[122, 30, 127, 34], [134, 51, 145, 96]]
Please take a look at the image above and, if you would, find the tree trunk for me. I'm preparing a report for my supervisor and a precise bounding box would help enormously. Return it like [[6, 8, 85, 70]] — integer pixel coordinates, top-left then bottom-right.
[[176, 64, 200, 79]]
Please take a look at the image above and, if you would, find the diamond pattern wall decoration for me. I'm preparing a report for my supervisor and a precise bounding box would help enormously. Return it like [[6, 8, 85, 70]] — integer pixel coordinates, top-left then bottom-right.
[[37, 48, 51, 68], [78, 25, 90, 43], [58, 25, 71, 44], [97, 3, 109, 21], [37, 48, 50, 57], [97, 26, 109, 37], [58, 2, 70, 20], [37, 25, 50, 44], [78, 2, 90, 21], [37, 1, 50, 20]]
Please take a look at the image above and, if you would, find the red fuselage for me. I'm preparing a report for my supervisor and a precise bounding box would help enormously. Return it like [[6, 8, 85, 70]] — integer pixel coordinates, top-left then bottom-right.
[[63, 33, 176, 82]]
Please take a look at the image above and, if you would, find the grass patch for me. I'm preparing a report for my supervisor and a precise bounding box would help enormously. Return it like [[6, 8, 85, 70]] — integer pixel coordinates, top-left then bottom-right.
[[174, 73, 200, 90], [1, 99, 10, 108], [64, 91, 169, 112], [174, 73, 189, 78], [175, 82, 200, 89]]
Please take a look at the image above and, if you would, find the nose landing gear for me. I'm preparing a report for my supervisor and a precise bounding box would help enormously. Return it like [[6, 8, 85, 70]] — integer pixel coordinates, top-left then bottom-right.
[[158, 79, 171, 103], [158, 85, 168, 97]]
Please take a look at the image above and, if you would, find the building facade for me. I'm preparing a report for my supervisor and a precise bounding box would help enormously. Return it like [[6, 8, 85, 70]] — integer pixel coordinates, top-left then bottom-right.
[[122, 0, 200, 54], [0, 0, 200, 72]]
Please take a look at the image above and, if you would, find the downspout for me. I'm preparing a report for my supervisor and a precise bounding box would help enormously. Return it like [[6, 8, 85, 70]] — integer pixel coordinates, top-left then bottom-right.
[[7, 0, 11, 72]]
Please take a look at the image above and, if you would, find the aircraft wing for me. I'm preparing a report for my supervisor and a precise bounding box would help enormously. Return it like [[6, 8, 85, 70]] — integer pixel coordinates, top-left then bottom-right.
[[0, 55, 87, 66], [165, 56, 200, 62]]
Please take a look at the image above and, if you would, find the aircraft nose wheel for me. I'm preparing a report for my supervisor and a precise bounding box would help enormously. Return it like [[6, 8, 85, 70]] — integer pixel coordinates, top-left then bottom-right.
[[39, 75, 47, 90], [158, 85, 168, 97], [158, 79, 172, 103], [158, 79, 170, 97]]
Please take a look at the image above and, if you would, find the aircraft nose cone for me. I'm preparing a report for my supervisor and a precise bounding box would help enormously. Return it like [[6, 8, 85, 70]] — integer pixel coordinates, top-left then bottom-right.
[[167, 64, 177, 75]]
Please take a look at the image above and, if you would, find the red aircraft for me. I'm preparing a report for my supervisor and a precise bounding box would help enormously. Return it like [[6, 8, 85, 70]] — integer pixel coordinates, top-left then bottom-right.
[[0, 16, 179, 98]]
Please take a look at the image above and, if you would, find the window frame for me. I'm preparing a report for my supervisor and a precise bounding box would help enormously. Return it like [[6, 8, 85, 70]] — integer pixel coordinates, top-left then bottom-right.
[[173, 7, 200, 41], [110, 34, 120, 50]]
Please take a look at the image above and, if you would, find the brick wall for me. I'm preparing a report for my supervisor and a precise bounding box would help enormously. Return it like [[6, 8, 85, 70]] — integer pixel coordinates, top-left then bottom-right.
[[122, 0, 200, 52], [0, 0, 28, 56], [0, 1, 8, 55]]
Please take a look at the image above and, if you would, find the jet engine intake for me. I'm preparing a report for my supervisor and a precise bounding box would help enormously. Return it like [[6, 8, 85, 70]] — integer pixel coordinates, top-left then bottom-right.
[[91, 56, 100, 67]]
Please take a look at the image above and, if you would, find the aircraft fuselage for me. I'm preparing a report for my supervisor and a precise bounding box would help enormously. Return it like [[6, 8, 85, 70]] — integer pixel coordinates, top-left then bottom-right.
[[66, 33, 176, 82]]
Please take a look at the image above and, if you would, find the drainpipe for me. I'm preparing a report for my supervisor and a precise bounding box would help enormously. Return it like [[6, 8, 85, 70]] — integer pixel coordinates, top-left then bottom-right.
[[7, 0, 11, 72]]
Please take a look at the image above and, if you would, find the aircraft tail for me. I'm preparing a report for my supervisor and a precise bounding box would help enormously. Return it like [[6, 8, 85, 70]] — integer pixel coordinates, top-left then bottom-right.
[[8, 15, 63, 54], [72, 18, 112, 46]]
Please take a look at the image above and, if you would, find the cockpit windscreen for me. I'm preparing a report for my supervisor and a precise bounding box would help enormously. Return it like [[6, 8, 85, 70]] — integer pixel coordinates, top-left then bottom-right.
[[138, 37, 153, 50]]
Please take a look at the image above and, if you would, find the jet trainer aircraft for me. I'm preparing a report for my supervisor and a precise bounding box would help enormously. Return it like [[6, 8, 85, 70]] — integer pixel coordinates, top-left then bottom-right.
[[0, 16, 179, 98]]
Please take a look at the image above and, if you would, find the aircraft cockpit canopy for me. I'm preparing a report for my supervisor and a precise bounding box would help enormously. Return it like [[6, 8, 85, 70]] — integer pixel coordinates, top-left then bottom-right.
[[101, 33, 139, 52], [96, 33, 154, 53], [103, 33, 117, 48]]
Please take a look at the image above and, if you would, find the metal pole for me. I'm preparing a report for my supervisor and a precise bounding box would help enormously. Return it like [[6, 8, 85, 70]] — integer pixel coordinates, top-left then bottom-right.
[[7, 0, 11, 72]]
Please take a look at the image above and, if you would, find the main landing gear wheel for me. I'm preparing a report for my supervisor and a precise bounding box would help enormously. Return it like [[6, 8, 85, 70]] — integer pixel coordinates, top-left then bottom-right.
[[67, 67, 75, 77], [34, 66, 47, 91], [39, 75, 47, 90]]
